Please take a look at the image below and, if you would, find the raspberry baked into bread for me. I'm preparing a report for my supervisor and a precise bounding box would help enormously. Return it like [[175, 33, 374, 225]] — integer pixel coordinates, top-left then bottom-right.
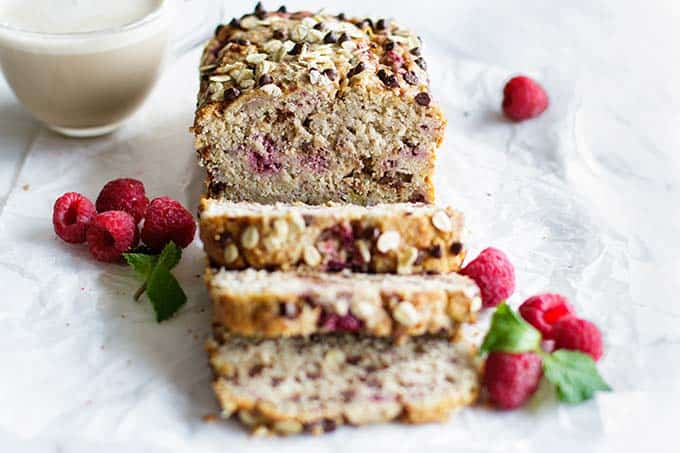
[[207, 329, 480, 435], [206, 268, 481, 340], [199, 199, 466, 273], [192, 6, 446, 204]]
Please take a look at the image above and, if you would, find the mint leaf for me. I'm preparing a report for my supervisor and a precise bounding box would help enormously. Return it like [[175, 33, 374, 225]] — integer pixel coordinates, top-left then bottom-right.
[[480, 302, 542, 354], [156, 242, 182, 270], [123, 252, 158, 279], [124, 242, 187, 322], [542, 350, 611, 403], [146, 264, 187, 322]]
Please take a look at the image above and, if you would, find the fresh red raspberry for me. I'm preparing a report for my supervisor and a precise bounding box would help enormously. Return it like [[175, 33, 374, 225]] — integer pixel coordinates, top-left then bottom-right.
[[483, 351, 543, 410], [52, 192, 96, 244], [552, 317, 603, 361], [86, 211, 139, 262], [502, 76, 549, 121], [95, 178, 149, 223], [519, 293, 574, 339], [460, 247, 515, 308], [141, 197, 196, 251]]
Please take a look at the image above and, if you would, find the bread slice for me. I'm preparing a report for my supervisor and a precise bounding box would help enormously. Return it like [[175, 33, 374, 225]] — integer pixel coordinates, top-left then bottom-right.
[[206, 268, 481, 340], [199, 198, 466, 274], [207, 330, 480, 435], [193, 8, 445, 204]]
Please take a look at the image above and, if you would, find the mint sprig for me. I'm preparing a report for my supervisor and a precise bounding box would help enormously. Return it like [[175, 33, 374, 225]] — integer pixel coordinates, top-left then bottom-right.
[[123, 242, 187, 322], [542, 350, 611, 403], [481, 302, 611, 404], [480, 303, 542, 354]]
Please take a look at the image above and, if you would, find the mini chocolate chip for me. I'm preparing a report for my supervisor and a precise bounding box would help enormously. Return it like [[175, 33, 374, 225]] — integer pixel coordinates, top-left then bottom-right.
[[403, 70, 418, 85], [248, 364, 265, 377], [302, 117, 312, 129], [289, 42, 305, 55], [362, 18, 374, 28], [228, 18, 240, 28], [415, 92, 431, 106], [272, 29, 286, 39], [255, 9, 267, 19], [279, 302, 299, 319], [258, 74, 273, 86], [337, 13, 346, 21], [375, 18, 389, 30], [384, 41, 395, 51], [338, 32, 349, 44], [236, 38, 250, 46], [322, 419, 337, 433], [414, 250, 426, 266], [314, 22, 325, 31], [378, 69, 399, 88], [348, 62, 366, 78], [254, 2, 265, 13], [277, 5, 287, 13], [450, 241, 463, 255], [323, 31, 337, 44], [323, 68, 338, 81], [429, 244, 443, 258], [415, 57, 427, 70], [346, 355, 362, 365], [224, 87, 240, 101], [409, 192, 426, 203], [214, 24, 224, 36], [410, 47, 421, 56]]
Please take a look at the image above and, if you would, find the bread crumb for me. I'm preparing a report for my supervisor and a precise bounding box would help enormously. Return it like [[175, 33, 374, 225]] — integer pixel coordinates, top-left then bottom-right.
[[202, 413, 219, 423]]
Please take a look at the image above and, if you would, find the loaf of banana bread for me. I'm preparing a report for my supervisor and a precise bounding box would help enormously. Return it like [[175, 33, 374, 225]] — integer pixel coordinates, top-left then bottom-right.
[[193, 5, 446, 204], [199, 198, 466, 273], [206, 267, 481, 340], [207, 329, 480, 435]]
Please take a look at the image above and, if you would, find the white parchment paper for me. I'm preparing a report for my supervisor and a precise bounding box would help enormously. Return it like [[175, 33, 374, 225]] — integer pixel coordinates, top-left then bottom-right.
[[0, 1, 678, 452]]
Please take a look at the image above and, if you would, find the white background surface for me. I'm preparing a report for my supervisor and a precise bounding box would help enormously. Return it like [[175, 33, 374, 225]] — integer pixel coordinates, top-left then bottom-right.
[[1, 1, 678, 452]]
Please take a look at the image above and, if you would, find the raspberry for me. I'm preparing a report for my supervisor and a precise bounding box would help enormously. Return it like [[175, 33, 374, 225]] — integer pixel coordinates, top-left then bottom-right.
[[483, 351, 542, 410], [86, 211, 139, 262], [95, 178, 149, 223], [502, 76, 549, 121], [141, 197, 196, 252], [552, 317, 603, 361], [460, 247, 515, 308], [519, 293, 574, 338], [52, 192, 96, 244]]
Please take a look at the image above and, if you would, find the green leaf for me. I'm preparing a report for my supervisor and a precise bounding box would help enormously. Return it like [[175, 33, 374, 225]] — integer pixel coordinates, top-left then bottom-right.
[[123, 252, 158, 279], [124, 242, 186, 322], [480, 302, 542, 354], [542, 350, 611, 403], [146, 264, 187, 322], [156, 242, 182, 271]]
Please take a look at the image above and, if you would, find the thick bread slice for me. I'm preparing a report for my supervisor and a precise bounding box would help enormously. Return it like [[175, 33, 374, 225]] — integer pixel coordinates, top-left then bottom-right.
[[207, 268, 481, 340], [199, 198, 466, 274], [207, 331, 481, 435]]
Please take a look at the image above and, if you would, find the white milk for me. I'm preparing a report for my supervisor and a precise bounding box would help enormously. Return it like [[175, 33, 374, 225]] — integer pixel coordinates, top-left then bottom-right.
[[0, 0, 172, 136]]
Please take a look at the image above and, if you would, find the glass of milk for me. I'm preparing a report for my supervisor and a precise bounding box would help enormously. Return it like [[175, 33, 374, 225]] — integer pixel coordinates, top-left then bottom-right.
[[0, 0, 209, 137]]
